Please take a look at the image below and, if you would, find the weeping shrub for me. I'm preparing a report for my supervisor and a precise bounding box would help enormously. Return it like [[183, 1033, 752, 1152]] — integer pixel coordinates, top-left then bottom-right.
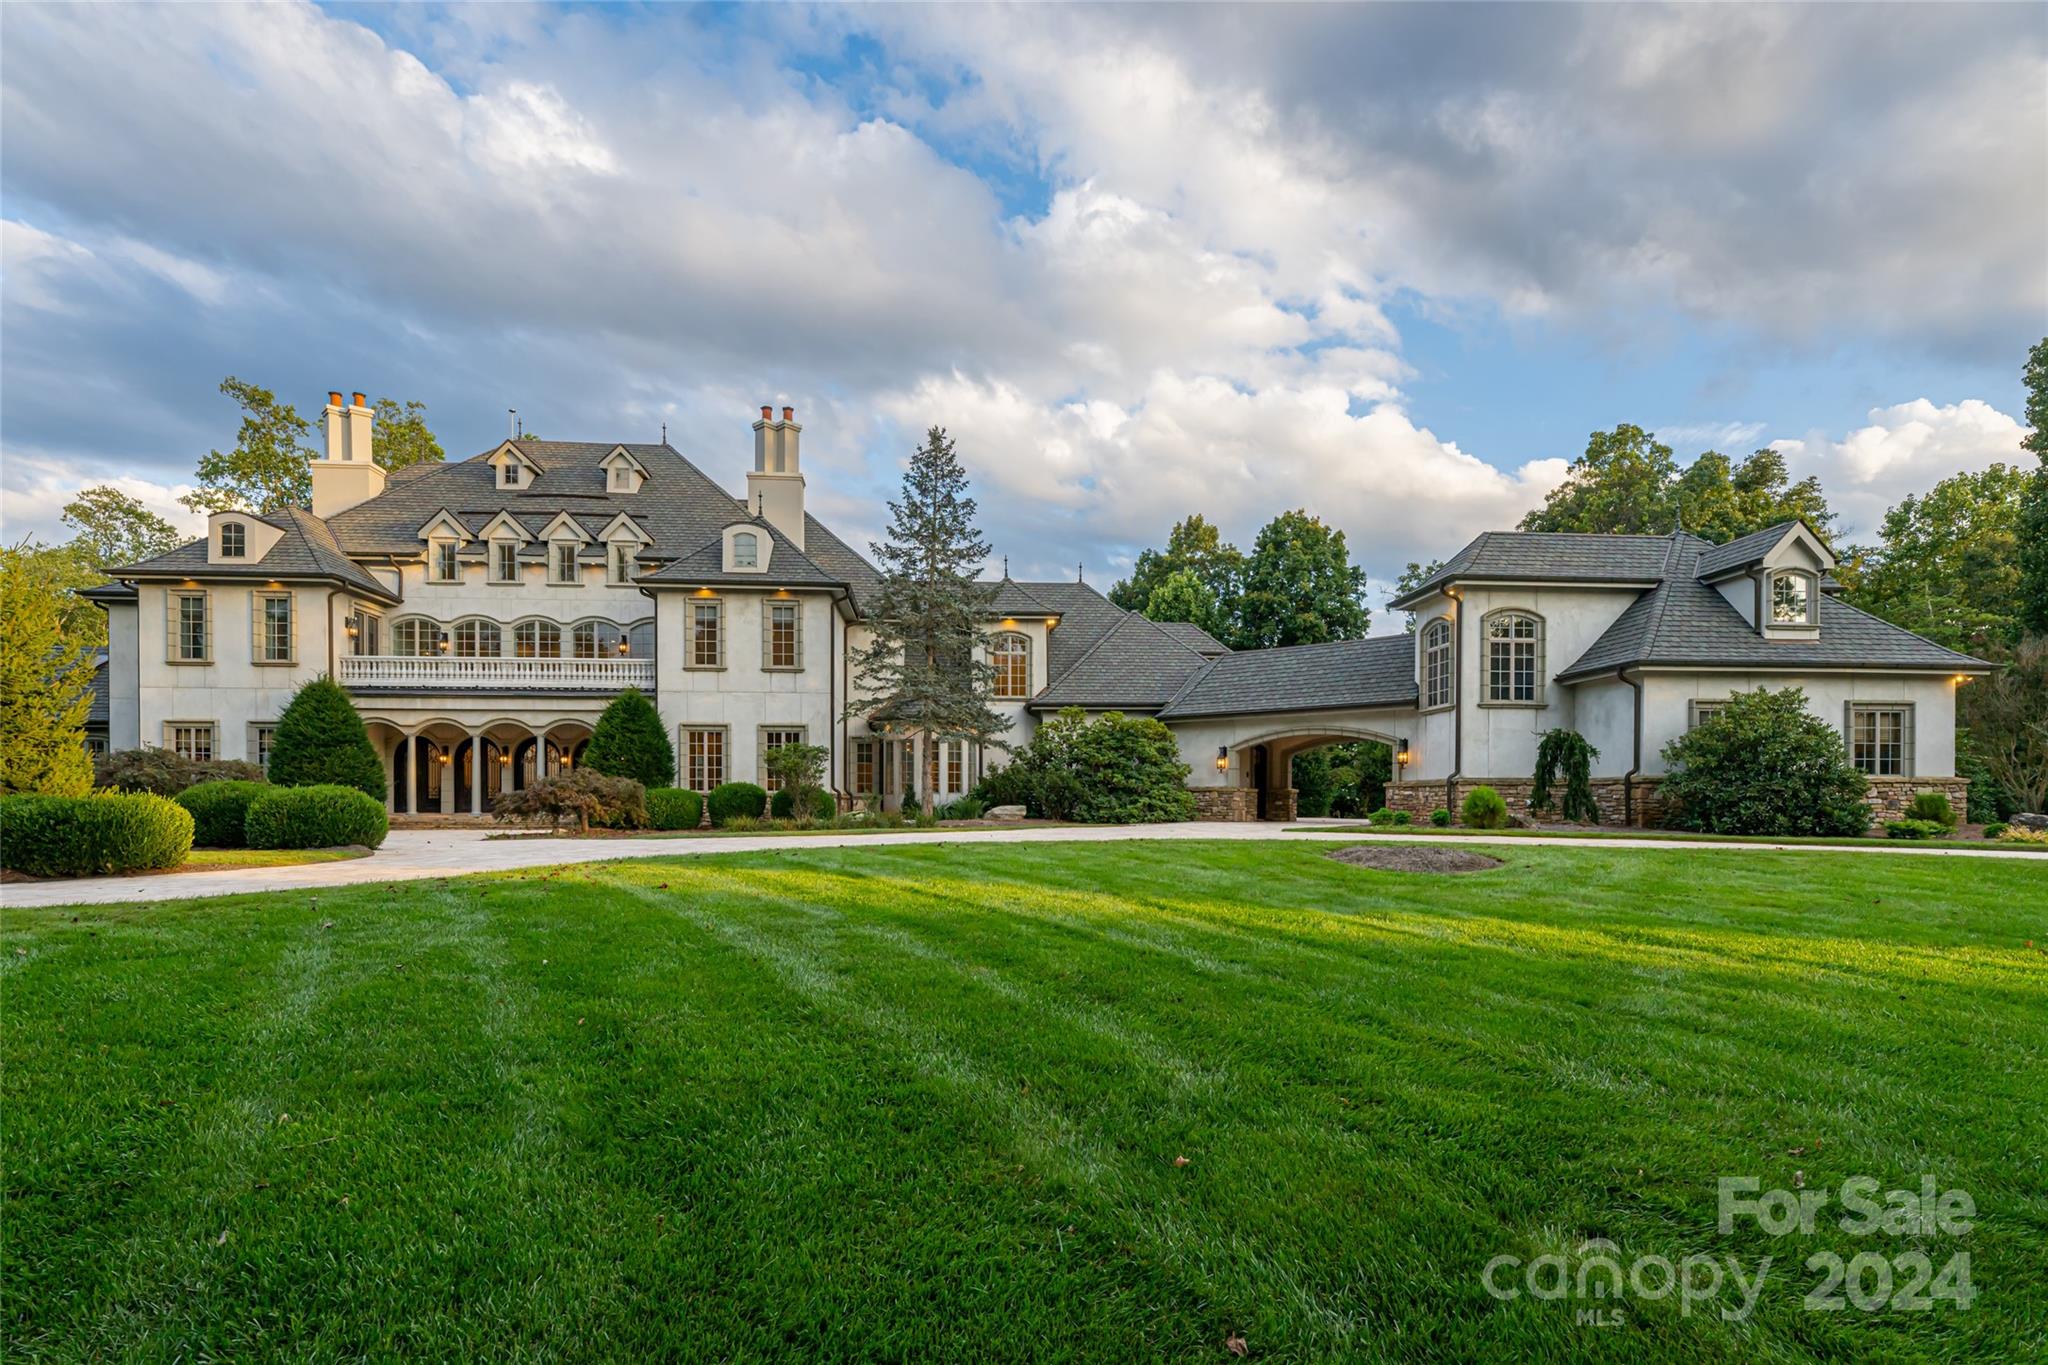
[[175, 780, 269, 848], [94, 748, 264, 796], [1530, 730, 1600, 823]]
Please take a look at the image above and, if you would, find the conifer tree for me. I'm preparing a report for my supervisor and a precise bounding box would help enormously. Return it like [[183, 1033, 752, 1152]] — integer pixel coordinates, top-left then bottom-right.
[[267, 677, 385, 798], [582, 688, 675, 788]]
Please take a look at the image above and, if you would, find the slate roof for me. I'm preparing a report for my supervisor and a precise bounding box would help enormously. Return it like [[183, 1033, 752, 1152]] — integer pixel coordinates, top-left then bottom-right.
[[1558, 536, 1990, 680], [110, 506, 395, 601], [1693, 523, 1800, 580], [986, 579, 1058, 619], [1389, 531, 1682, 608], [639, 516, 847, 589], [1157, 635, 1418, 720], [1030, 613, 1214, 711], [1012, 580, 1130, 678]]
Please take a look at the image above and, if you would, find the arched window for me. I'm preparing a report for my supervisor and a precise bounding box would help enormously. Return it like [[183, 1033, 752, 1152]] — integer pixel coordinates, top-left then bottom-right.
[[1422, 618, 1453, 710], [1484, 611, 1543, 705], [991, 632, 1030, 699], [627, 620, 655, 658], [453, 618, 501, 658], [732, 532, 759, 568], [1770, 571, 1814, 626], [220, 522, 246, 558], [514, 620, 561, 658], [572, 620, 623, 659], [390, 617, 441, 656]]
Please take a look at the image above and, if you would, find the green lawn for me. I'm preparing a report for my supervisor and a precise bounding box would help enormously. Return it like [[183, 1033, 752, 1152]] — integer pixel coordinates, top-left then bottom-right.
[[184, 847, 370, 870], [5, 842, 2044, 1360]]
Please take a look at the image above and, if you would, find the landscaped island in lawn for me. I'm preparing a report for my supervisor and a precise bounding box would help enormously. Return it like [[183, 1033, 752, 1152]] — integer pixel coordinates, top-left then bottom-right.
[[4, 842, 2043, 1359]]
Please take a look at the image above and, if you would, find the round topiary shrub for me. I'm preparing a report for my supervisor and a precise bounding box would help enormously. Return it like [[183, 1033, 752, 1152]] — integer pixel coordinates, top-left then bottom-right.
[[1461, 785, 1509, 829], [1658, 686, 1869, 836], [581, 688, 676, 789], [0, 792, 193, 877], [707, 781, 768, 828], [645, 786, 704, 831], [245, 784, 388, 850], [266, 677, 385, 799], [1430, 807, 1452, 827], [769, 787, 837, 821], [175, 780, 269, 848]]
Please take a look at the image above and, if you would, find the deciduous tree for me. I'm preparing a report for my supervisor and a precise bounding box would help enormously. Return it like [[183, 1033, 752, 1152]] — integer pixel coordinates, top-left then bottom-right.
[[1234, 510, 1370, 649], [0, 544, 96, 796], [62, 486, 183, 569], [1840, 464, 2031, 651], [372, 397, 446, 471], [1111, 514, 1244, 635], [2016, 337, 2048, 638], [181, 377, 318, 515]]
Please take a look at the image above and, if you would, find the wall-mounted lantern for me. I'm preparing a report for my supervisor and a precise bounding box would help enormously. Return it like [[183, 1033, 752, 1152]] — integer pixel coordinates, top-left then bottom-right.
[[1215, 745, 1229, 773], [1395, 738, 1411, 771]]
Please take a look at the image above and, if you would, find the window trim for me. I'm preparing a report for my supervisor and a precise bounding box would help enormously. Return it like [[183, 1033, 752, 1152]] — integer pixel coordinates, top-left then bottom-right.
[[1479, 608, 1546, 708], [1687, 699, 1730, 731], [513, 618, 563, 659], [732, 531, 760, 569], [163, 720, 217, 763], [1846, 701, 1915, 778], [1768, 569, 1817, 628], [608, 540, 639, 587], [451, 617, 503, 658], [1420, 616, 1454, 712], [850, 737, 877, 795], [247, 722, 278, 773], [763, 599, 804, 671], [252, 590, 296, 666], [758, 726, 809, 790], [219, 522, 247, 559], [489, 540, 521, 585], [680, 724, 729, 794], [549, 540, 583, 586], [428, 539, 461, 584], [687, 597, 725, 670], [167, 589, 212, 665], [990, 631, 1031, 700]]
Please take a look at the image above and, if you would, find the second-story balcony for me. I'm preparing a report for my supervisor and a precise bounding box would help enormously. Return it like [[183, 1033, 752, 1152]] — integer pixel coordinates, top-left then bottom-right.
[[339, 655, 656, 692]]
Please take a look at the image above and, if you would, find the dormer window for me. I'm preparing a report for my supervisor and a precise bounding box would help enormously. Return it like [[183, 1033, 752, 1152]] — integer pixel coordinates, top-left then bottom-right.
[[491, 541, 519, 584], [550, 541, 581, 585], [1770, 572, 1813, 626], [610, 543, 635, 585], [220, 522, 246, 559], [611, 468, 631, 491], [430, 541, 459, 583], [733, 532, 759, 569]]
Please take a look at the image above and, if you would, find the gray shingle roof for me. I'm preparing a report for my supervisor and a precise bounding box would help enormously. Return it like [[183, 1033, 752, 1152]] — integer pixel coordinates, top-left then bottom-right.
[[1692, 522, 1801, 580], [1559, 538, 1990, 680], [639, 516, 847, 589], [85, 658, 109, 730], [111, 506, 394, 600], [1390, 531, 1683, 608], [1154, 620, 1230, 656], [986, 579, 1058, 618], [1030, 613, 1213, 710], [1157, 635, 1417, 720], [1013, 580, 1129, 679]]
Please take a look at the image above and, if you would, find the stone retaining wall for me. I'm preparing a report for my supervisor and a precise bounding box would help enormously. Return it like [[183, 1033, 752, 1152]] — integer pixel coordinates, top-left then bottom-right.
[[1188, 786, 1258, 821], [1387, 774, 1970, 828]]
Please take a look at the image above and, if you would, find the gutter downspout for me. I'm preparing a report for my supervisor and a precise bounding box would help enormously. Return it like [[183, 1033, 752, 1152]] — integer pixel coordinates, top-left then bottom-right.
[[1446, 592, 1464, 813], [326, 588, 344, 676], [829, 593, 841, 805], [1618, 666, 1642, 826]]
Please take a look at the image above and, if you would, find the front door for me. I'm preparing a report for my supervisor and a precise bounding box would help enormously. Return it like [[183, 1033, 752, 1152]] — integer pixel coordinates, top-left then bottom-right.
[[1251, 745, 1269, 821]]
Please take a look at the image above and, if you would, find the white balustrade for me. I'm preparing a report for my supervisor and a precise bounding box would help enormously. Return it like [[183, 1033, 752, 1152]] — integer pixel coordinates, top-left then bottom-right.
[[340, 655, 655, 691]]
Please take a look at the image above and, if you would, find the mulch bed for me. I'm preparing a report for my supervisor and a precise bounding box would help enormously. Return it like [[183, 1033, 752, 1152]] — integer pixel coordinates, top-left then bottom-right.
[[1328, 845, 1503, 874]]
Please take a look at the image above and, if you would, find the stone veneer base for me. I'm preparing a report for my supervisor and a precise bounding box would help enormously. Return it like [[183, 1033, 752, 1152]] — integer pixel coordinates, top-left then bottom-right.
[[1386, 775, 1971, 829]]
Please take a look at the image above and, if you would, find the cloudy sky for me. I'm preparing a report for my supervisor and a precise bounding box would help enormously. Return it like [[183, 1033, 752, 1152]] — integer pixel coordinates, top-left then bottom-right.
[[3, 2, 2042, 615]]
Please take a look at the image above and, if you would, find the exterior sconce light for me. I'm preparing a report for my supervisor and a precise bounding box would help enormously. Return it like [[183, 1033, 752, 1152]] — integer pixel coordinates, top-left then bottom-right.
[[617, 637, 630, 655], [1215, 745, 1229, 773], [436, 751, 451, 766], [497, 752, 511, 766], [1396, 739, 1411, 768], [344, 620, 358, 639], [438, 632, 451, 653], [561, 754, 574, 769]]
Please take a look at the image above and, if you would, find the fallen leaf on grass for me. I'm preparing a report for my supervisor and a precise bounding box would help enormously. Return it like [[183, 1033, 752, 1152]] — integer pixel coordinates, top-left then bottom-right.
[[1172, 1156, 1190, 1169], [214, 1230, 230, 1246], [1225, 1332, 1248, 1356]]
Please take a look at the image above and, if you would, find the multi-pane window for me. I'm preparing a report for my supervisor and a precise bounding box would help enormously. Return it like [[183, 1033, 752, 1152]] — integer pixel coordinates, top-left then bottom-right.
[[733, 532, 759, 568], [853, 739, 876, 794], [391, 618, 439, 655], [502, 462, 522, 487], [256, 593, 293, 663], [1850, 705, 1913, 777], [430, 540, 460, 582], [612, 467, 631, 491], [170, 592, 210, 662], [1422, 618, 1453, 709], [610, 542, 635, 585], [900, 741, 914, 797], [691, 601, 723, 667], [760, 728, 807, 790], [453, 619, 501, 657], [766, 602, 801, 669], [220, 522, 246, 558], [515, 620, 562, 658], [1689, 701, 1728, 730], [551, 541, 581, 584], [1771, 572, 1812, 625], [684, 727, 725, 793], [167, 723, 215, 762], [492, 541, 520, 583], [991, 633, 1029, 699], [947, 741, 963, 794], [1484, 612, 1542, 704], [249, 724, 277, 772], [350, 608, 379, 656], [627, 620, 654, 658]]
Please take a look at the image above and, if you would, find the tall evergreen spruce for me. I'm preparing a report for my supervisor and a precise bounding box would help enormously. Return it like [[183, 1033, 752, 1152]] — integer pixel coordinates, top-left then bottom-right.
[[583, 688, 675, 788], [848, 426, 1009, 815], [267, 677, 385, 798]]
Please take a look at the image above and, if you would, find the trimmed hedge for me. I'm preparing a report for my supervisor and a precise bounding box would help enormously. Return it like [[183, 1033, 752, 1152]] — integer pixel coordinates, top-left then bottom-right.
[[0, 792, 193, 876], [646, 787, 704, 831], [1461, 785, 1509, 829], [175, 780, 269, 848], [769, 787, 837, 821], [1884, 819, 1948, 840], [707, 782, 768, 828], [245, 784, 388, 850]]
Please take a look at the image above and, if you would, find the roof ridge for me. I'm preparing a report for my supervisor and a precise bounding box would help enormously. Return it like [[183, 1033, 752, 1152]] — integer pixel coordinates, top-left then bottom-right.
[[1157, 653, 1221, 712]]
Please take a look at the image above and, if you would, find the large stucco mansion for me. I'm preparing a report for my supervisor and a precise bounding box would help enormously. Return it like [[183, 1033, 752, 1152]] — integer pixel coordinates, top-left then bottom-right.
[[89, 393, 1990, 822]]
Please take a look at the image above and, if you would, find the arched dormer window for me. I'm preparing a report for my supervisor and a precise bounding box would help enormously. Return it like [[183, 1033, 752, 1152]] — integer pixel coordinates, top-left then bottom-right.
[[452, 618, 501, 658], [991, 632, 1030, 699], [733, 532, 759, 569], [1769, 570, 1814, 626], [1483, 610, 1544, 705], [1422, 617, 1453, 710], [220, 522, 246, 559]]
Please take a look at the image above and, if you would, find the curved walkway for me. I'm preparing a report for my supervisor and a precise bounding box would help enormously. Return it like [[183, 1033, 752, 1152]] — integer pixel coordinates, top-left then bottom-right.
[[3, 822, 2042, 909]]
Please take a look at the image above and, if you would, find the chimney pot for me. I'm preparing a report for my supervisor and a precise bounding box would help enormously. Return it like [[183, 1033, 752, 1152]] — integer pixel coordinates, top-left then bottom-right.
[[760, 405, 772, 420], [329, 391, 344, 407], [352, 392, 368, 409], [782, 406, 793, 422]]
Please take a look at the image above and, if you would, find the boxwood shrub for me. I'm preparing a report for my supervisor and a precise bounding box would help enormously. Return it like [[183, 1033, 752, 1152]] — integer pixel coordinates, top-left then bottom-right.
[[1430, 807, 1452, 828], [1461, 785, 1510, 829], [244, 784, 388, 850], [175, 780, 269, 848], [0, 792, 193, 877], [645, 786, 704, 831], [707, 781, 768, 828], [1884, 818, 1948, 840], [769, 787, 837, 821], [1903, 791, 1956, 829]]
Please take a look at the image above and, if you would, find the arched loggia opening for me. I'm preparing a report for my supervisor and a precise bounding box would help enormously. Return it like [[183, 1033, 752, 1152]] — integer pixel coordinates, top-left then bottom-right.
[[1222, 725, 1404, 822]]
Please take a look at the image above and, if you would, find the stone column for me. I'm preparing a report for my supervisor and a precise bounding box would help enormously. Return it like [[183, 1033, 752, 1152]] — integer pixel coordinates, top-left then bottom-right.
[[438, 740, 455, 815], [470, 732, 485, 815]]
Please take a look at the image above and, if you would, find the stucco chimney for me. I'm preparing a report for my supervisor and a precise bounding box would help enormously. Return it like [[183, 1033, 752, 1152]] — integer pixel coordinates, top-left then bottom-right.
[[311, 388, 386, 518], [747, 402, 805, 550]]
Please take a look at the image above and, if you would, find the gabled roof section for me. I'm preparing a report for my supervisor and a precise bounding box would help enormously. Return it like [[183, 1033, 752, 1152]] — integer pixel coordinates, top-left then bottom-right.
[[1029, 613, 1213, 711], [599, 445, 648, 473], [415, 508, 468, 541], [476, 510, 531, 542], [537, 511, 591, 542], [1012, 580, 1127, 678], [1693, 519, 1836, 581], [1559, 537, 1989, 680], [1154, 620, 1230, 656], [107, 506, 394, 602], [1158, 635, 1417, 720], [1389, 531, 1685, 608], [638, 518, 843, 589], [985, 579, 1057, 619]]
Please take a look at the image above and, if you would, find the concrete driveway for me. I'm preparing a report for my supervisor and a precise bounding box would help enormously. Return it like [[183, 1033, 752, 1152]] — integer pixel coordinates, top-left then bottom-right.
[[3, 822, 2041, 909]]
